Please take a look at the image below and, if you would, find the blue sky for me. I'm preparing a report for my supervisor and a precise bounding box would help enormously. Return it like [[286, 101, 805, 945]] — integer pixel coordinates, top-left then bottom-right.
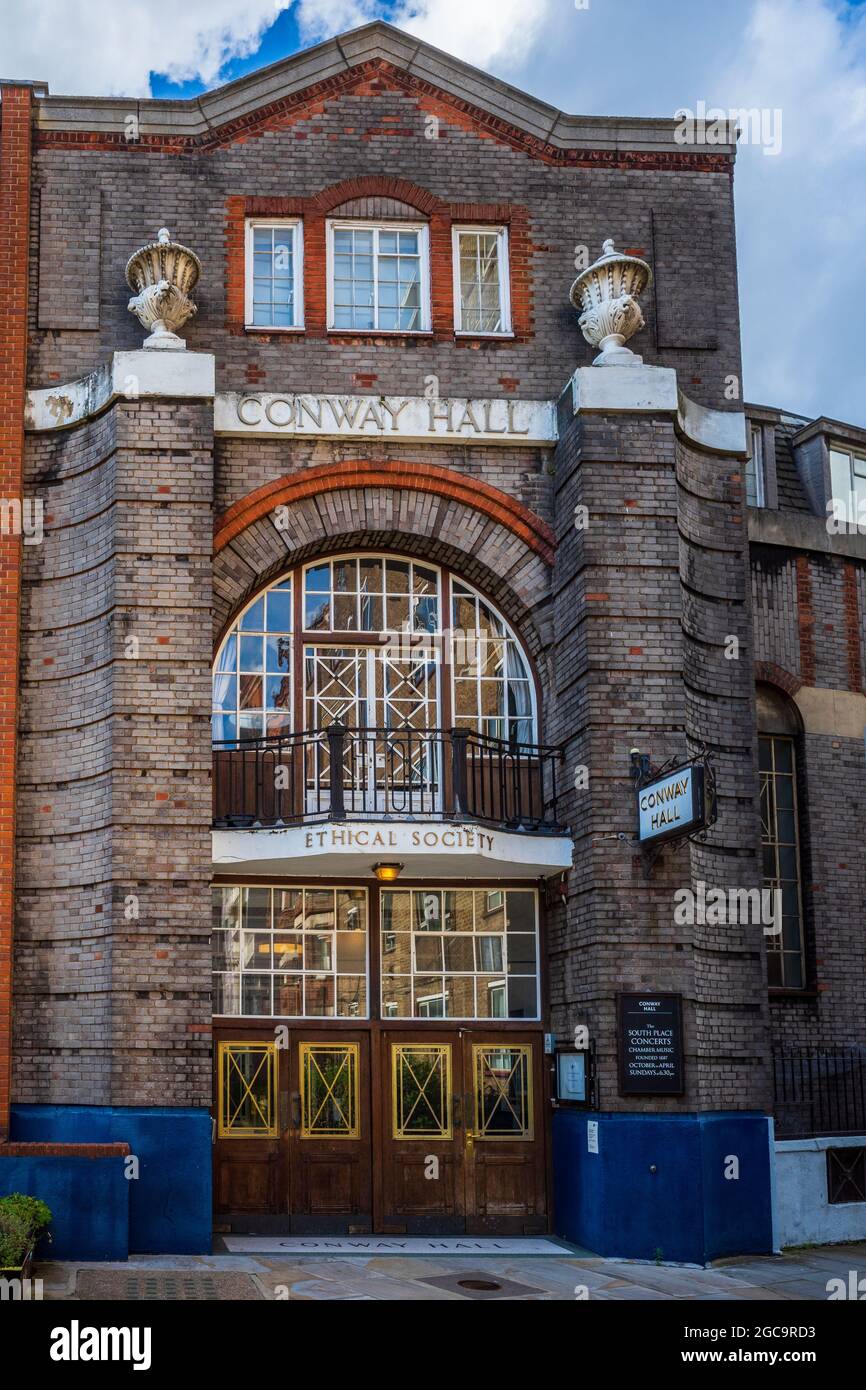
[[7, 1, 866, 424]]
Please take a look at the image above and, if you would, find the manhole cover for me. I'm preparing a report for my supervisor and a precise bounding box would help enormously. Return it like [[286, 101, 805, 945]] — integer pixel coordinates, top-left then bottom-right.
[[421, 1270, 544, 1299], [76, 1271, 263, 1301]]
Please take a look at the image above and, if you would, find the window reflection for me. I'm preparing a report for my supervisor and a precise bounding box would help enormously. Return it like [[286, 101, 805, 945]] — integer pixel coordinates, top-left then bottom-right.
[[380, 888, 539, 1020]]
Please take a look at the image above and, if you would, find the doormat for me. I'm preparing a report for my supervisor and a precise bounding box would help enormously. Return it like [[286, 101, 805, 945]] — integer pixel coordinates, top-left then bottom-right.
[[220, 1235, 574, 1256]]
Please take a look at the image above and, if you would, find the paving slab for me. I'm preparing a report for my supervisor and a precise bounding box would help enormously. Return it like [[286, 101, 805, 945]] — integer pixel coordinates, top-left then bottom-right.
[[31, 1239, 866, 1302]]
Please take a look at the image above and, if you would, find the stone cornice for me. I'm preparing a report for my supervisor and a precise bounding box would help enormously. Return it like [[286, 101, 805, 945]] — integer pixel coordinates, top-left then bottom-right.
[[25, 357, 751, 464], [24, 351, 215, 432], [748, 506, 866, 562], [568, 366, 749, 458], [31, 22, 736, 167]]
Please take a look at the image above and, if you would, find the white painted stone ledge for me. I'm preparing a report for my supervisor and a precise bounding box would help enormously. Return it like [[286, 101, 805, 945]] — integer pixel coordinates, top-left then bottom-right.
[[24, 350, 216, 432], [569, 365, 748, 457], [25, 353, 747, 461]]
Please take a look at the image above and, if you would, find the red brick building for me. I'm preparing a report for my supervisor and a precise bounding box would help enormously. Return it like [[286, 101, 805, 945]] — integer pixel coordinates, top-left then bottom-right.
[[0, 22, 863, 1261]]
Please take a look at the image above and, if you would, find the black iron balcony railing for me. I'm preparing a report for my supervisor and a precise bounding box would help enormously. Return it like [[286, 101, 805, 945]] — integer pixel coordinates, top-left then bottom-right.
[[773, 1047, 866, 1139], [213, 723, 566, 834]]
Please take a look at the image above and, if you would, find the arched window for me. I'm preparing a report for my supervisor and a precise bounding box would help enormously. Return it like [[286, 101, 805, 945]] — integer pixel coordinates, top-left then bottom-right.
[[212, 554, 536, 746], [757, 684, 806, 990]]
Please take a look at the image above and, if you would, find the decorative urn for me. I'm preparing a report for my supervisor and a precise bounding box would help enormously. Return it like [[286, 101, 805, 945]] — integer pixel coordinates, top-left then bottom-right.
[[126, 227, 202, 350], [569, 238, 652, 366]]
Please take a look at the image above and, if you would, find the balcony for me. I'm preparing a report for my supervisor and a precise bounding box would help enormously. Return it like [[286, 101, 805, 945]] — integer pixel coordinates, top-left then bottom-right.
[[213, 723, 566, 835]]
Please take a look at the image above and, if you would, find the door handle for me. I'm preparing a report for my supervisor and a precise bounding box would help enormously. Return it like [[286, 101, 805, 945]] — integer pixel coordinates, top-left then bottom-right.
[[465, 1128, 476, 1154]]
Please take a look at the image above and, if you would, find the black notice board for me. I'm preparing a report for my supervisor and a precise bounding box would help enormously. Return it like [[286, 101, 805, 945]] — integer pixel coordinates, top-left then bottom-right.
[[617, 993, 684, 1096]]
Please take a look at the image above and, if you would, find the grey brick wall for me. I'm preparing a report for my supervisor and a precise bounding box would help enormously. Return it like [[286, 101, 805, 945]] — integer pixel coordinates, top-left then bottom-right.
[[14, 400, 214, 1108], [548, 407, 770, 1114], [26, 86, 741, 410]]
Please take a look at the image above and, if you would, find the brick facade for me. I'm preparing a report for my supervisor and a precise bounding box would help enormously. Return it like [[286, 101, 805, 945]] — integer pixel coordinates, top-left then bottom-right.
[[4, 29, 865, 1176], [0, 84, 33, 1140]]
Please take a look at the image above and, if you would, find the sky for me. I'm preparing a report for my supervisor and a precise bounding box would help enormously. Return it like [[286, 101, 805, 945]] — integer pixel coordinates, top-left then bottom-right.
[[3, 0, 865, 425]]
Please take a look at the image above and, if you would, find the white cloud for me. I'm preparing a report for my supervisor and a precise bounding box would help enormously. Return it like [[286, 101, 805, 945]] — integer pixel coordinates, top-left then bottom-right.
[[392, 0, 555, 71], [3, 0, 865, 422], [0, 0, 293, 96]]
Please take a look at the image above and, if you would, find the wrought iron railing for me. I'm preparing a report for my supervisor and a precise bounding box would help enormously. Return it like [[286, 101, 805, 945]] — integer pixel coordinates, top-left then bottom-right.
[[213, 722, 565, 833], [772, 1047, 866, 1139]]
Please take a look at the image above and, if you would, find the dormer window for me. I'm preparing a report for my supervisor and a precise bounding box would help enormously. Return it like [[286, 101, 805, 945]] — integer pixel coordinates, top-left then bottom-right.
[[829, 444, 866, 527], [327, 221, 430, 332]]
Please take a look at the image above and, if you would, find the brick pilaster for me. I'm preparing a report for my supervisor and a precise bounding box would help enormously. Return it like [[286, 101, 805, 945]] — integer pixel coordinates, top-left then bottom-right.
[[0, 84, 33, 1140], [795, 554, 817, 685], [842, 561, 863, 693]]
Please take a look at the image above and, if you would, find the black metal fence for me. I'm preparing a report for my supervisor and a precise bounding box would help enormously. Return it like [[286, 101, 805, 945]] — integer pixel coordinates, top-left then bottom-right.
[[213, 722, 565, 833], [772, 1047, 866, 1138]]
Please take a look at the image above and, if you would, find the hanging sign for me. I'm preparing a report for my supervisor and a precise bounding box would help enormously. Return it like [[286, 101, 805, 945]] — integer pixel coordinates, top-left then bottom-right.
[[636, 762, 707, 846]]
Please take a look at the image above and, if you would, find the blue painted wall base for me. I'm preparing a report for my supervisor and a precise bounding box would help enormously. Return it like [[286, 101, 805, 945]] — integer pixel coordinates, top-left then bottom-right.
[[10, 1105, 212, 1256], [0, 1152, 129, 1261], [553, 1110, 774, 1264]]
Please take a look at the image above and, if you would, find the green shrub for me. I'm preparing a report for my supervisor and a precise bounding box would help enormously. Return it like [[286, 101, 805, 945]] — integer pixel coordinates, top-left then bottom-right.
[[0, 1193, 52, 1238], [0, 1207, 32, 1268], [0, 1193, 53, 1267]]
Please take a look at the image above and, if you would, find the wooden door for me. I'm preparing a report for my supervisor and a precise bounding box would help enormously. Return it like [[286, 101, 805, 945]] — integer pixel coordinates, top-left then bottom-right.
[[379, 1031, 548, 1235], [288, 1032, 373, 1233], [213, 1035, 288, 1225], [462, 1032, 548, 1234], [379, 1032, 466, 1233]]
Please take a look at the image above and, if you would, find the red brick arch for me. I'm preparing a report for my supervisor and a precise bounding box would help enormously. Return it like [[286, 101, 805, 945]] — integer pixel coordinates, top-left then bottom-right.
[[755, 661, 803, 698], [311, 175, 445, 216], [214, 459, 556, 564]]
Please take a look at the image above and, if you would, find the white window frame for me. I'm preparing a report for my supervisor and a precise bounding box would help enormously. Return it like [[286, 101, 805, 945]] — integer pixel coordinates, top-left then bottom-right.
[[326, 220, 431, 333], [830, 443, 866, 525], [452, 224, 512, 337], [245, 218, 304, 332], [747, 425, 766, 508]]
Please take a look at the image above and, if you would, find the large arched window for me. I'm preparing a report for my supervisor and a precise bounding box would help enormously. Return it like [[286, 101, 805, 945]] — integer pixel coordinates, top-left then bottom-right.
[[757, 684, 806, 990], [212, 554, 537, 745]]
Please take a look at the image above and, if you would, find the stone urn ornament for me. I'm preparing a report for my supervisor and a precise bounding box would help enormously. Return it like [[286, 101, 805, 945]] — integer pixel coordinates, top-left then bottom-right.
[[126, 227, 202, 350], [570, 238, 652, 366]]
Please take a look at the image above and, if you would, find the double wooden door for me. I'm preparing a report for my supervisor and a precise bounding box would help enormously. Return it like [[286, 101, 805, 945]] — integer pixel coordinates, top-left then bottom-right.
[[213, 1026, 548, 1235], [214, 1028, 373, 1233], [379, 1030, 547, 1234]]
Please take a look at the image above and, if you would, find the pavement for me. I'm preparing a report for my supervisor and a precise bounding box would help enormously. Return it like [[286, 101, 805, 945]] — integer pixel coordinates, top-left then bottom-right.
[[23, 1241, 866, 1301]]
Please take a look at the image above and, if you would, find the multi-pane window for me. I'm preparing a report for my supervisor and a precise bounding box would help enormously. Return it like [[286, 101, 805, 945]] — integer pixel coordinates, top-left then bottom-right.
[[451, 581, 533, 742], [212, 558, 537, 745], [760, 735, 805, 989], [304, 556, 439, 633], [213, 885, 368, 1018], [328, 222, 429, 331], [453, 226, 511, 335], [245, 220, 303, 329], [746, 425, 766, 507], [829, 445, 866, 527], [380, 888, 539, 1020], [212, 581, 292, 743]]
